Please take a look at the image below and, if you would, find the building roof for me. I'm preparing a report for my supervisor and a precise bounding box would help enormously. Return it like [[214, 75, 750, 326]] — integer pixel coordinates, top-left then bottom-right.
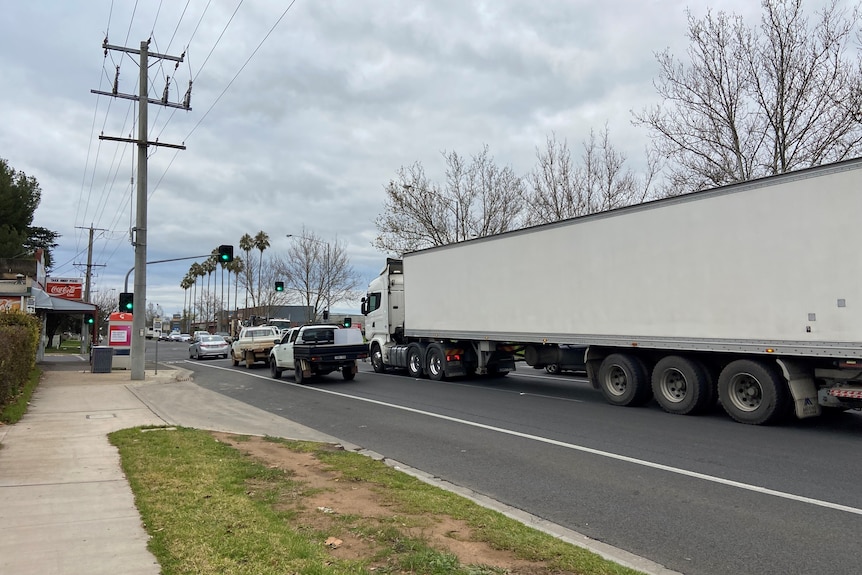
[[32, 286, 98, 313]]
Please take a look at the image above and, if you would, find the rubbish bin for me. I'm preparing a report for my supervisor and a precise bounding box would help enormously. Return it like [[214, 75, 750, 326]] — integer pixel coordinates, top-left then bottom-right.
[[91, 346, 114, 373]]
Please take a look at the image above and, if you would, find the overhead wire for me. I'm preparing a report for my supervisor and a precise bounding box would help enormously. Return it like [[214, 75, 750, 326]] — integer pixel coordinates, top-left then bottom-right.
[[152, 0, 298, 196], [84, 0, 300, 277]]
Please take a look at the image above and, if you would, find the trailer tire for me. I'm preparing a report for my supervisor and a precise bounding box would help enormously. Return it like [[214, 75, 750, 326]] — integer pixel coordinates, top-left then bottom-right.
[[295, 360, 305, 384], [342, 365, 356, 381], [597, 353, 651, 407], [270, 357, 282, 379], [651, 356, 711, 415], [245, 350, 255, 369], [426, 344, 445, 381], [232, 352, 239, 366], [545, 363, 560, 374], [718, 360, 789, 425], [370, 343, 386, 373], [407, 345, 424, 379]]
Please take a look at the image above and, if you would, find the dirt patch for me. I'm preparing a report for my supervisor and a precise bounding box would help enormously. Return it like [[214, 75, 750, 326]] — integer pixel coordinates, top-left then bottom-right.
[[212, 432, 569, 574]]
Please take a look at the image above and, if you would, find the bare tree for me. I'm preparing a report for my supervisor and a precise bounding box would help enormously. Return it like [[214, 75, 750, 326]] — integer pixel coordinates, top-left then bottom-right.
[[277, 229, 360, 323], [634, 0, 862, 192], [145, 302, 163, 326], [524, 129, 657, 226], [374, 145, 525, 255], [90, 288, 118, 339]]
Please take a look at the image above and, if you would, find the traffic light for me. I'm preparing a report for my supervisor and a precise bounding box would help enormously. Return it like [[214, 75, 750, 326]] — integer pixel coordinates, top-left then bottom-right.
[[342, 317, 352, 328], [119, 292, 134, 312], [86, 316, 95, 325], [275, 281, 284, 292], [217, 244, 234, 263], [322, 309, 329, 321]]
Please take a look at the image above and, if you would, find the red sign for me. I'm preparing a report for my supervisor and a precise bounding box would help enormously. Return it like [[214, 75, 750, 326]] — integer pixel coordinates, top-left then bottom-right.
[[46, 279, 83, 300]]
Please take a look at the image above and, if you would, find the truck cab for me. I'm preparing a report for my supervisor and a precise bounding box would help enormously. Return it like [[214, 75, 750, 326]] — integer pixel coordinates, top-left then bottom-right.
[[362, 258, 405, 373]]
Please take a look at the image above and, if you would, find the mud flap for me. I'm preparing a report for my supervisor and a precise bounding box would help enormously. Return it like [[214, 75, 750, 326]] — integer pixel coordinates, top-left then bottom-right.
[[777, 359, 821, 419]]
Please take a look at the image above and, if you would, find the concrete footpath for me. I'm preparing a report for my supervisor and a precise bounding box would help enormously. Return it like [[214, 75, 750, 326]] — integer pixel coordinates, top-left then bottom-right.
[[0, 355, 341, 575], [0, 355, 679, 575]]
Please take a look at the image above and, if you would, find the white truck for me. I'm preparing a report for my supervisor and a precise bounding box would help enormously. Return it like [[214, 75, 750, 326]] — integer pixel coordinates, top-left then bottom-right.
[[362, 158, 862, 425], [269, 325, 368, 383], [231, 325, 281, 368]]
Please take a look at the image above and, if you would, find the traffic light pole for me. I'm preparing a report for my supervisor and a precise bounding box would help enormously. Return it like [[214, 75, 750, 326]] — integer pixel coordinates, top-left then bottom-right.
[[123, 254, 215, 293]]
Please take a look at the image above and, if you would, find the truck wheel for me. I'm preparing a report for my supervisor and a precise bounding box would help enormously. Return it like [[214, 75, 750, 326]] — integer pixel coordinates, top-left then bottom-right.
[[651, 356, 711, 415], [245, 350, 254, 368], [232, 352, 239, 366], [718, 360, 790, 425], [270, 357, 282, 379], [426, 345, 445, 381], [370, 343, 386, 373], [407, 345, 424, 379], [597, 354, 651, 407], [545, 364, 560, 375], [342, 365, 356, 381], [294, 361, 305, 384]]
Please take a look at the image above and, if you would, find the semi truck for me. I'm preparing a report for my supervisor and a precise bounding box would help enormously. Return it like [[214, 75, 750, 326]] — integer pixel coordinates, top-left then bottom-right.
[[362, 158, 862, 425]]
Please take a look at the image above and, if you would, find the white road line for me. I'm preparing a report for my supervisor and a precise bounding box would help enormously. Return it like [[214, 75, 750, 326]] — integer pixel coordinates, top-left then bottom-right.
[[193, 361, 862, 516]]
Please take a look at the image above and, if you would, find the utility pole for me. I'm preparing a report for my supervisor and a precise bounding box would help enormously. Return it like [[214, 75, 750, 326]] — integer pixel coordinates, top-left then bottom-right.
[[92, 38, 190, 380], [74, 224, 107, 353]]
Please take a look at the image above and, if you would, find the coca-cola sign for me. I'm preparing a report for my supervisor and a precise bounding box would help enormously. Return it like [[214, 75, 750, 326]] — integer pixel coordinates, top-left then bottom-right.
[[46, 277, 83, 301]]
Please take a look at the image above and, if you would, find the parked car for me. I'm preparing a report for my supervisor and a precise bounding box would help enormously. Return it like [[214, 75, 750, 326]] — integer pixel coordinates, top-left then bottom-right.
[[189, 334, 231, 360]]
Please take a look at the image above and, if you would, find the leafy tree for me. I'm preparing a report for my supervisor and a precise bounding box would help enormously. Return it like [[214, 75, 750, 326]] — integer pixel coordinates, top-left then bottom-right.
[[634, 0, 862, 192], [0, 158, 60, 267], [374, 145, 524, 255]]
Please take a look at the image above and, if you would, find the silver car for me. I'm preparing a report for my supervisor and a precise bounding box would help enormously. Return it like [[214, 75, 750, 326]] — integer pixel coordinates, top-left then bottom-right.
[[189, 334, 231, 360]]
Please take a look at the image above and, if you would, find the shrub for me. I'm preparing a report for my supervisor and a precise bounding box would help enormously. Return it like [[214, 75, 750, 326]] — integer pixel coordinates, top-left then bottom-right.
[[0, 311, 40, 408]]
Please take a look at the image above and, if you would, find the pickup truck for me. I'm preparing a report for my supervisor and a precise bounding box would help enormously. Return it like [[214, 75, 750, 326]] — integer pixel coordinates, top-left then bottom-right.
[[231, 325, 281, 368], [269, 325, 368, 383]]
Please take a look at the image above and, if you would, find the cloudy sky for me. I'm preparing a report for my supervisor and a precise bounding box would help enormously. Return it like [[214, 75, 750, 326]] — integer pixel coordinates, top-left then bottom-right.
[[1, 0, 774, 316]]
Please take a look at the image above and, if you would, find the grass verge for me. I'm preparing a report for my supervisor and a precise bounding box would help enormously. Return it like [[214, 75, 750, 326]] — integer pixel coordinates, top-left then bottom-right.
[[110, 427, 644, 575], [0, 366, 41, 425]]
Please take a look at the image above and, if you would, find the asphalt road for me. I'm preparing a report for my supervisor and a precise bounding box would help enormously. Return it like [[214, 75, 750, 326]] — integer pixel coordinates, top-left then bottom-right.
[[148, 340, 862, 575]]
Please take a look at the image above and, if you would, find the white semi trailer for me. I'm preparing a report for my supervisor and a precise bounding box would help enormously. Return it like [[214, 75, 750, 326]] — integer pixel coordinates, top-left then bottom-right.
[[362, 158, 862, 425]]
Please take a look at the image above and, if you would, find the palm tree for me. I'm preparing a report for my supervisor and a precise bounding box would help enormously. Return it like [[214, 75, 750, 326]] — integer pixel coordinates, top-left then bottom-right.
[[191, 262, 206, 331], [188, 263, 204, 331], [226, 256, 244, 332], [253, 230, 270, 311], [202, 257, 218, 328], [180, 276, 187, 331], [180, 274, 194, 331], [239, 233, 254, 312]]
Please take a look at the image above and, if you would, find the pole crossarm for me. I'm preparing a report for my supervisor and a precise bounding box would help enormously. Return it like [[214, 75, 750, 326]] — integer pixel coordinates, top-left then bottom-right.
[[102, 41, 184, 63], [90, 90, 191, 111], [97, 133, 187, 149]]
